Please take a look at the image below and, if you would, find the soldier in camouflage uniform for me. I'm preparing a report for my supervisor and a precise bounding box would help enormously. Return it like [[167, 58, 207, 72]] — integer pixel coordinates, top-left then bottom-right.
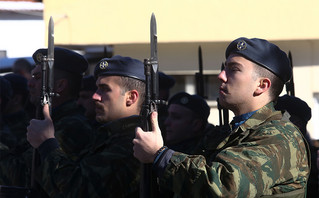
[[133, 37, 310, 197], [164, 92, 213, 154], [1, 74, 30, 148], [0, 48, 94, 189], [27, 55, 145, 197], [0, 76, 32, 187]]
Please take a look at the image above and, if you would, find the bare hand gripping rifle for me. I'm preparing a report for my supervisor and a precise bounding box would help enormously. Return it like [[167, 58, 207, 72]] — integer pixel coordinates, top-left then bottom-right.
[[140, 13, 162, 198]]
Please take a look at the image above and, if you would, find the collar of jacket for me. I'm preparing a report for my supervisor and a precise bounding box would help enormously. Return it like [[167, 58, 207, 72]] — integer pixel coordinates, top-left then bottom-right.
[[237, 102, 282, 132], [99, 115, 141, 136], [215, 102, 282, 150]]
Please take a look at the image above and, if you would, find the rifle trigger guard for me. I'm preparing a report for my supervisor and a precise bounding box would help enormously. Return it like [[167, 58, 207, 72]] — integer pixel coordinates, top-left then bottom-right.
[[150, 101, 157, 113]]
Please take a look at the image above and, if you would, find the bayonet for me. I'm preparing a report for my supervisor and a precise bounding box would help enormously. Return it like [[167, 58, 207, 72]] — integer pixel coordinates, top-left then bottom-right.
[[195, 45, 205, 98], [41, 16, 55, 113], [140, 13, 160, 198], [286, 51, 295, 96], [150, 13, 159, 101], [47, 16, 55, 112]]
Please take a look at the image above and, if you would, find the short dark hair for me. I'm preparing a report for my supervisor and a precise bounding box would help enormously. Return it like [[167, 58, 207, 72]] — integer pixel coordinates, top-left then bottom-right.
[[13, 58, 33, 73], [253, 63, 284, 101], [118, 76, 145, 110]]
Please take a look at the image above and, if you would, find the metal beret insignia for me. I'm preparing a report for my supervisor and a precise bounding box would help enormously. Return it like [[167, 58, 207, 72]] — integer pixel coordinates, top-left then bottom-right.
[[36, 53, 43, 63], [180, 96, 189, 104], [99, 61, 108, 69], [237, 40, 247, 51]]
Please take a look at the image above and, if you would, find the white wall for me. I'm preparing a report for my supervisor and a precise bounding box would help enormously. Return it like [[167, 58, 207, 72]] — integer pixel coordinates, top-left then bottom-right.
[[0, 20, 45, 58]]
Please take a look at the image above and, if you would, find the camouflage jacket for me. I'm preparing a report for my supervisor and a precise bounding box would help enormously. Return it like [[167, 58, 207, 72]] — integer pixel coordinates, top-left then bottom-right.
[[0, 100, 94, 187], [51, 100, 95, 158], [36, 115, 141, 198], [1, 110, 30, 148], [156, 102, 310, 198]]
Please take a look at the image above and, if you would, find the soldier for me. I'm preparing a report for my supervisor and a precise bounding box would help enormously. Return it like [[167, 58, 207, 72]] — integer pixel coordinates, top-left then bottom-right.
[[29, 47, 94, 156], [275, 95, 318, 198], [12, 58, 34, 81], [27, 55, 145, 197], [133, 37, 310, 197], [0, 75, 31, 187], [2, 74, 30, 148], [164, 92, 212, 153], [0, 47, 94, 189]]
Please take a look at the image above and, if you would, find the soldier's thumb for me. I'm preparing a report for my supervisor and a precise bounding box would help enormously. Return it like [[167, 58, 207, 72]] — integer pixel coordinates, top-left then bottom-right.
[[42, 104, 52, 120], [151, 111, 160, 134]]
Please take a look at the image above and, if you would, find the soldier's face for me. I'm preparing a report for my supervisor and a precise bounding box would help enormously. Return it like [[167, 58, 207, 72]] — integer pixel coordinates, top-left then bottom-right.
[[28, 64, 42, 105], [218, 54, 259, 116], [93, 76, 128, 123], [164, 104, 201, 145]]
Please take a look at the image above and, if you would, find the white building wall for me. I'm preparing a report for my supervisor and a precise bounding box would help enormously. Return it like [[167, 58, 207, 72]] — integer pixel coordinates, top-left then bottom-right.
[[0, 20, 45, 58]]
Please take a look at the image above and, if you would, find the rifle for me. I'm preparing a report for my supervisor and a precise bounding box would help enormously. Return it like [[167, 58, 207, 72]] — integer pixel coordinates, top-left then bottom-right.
[[30, 16, 55, 197], [217, 62, 229, 126], [140, 13, 162, 198], [285, 51, 295, 96], [195, 45, 206, 98]]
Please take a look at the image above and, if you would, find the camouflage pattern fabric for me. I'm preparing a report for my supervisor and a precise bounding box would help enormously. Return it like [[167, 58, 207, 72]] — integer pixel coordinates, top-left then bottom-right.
[[51, 100, 95, 159], [158, 102, 310, 197], [36, 116, 141, 198], [0, 110, 32, 187], [0, 110, 29, 149], [0, 100, 94, 188]]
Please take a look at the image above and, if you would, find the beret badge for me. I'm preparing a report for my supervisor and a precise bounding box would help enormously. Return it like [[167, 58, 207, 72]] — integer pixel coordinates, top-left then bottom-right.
[[180, 96, 189, 104], [36, 53, 43, 63], [99, 61, 108, 70], [237, 40, 247, 51]]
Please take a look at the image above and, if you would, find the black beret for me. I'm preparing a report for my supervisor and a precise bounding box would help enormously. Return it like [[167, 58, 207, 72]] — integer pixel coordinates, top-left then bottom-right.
[[226, 37, 292, 83], [3, 73, 28, 95], [81, 75, 97, 92], [168, 92, 210, 122], [275, 94, 311, 122], [32, 47, 88, 75], [159, 71, 175, 90], [94, 55, 145, 82]]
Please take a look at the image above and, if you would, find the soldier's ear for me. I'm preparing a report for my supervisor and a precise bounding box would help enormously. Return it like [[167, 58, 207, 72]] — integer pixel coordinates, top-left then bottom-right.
[[191, 118, 203, 132], [126, 90, 139, 106], [254, 78, 271, 96]]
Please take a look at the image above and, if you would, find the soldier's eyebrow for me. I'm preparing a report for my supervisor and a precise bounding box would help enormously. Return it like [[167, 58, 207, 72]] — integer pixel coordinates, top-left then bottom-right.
[[224, 61, 243, 69], [97, 83, 112, 90]]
